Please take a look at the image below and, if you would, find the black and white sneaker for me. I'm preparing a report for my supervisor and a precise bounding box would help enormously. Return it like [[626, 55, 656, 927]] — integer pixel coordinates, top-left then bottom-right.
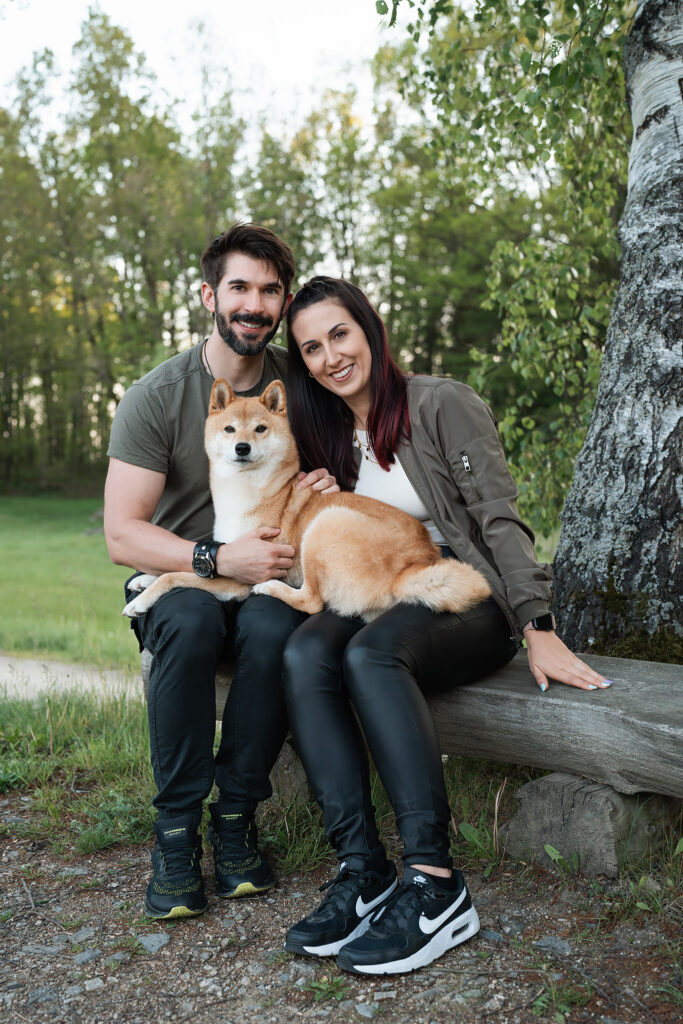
[[336, 866, 479, 974], [285, 861, 398, 957]]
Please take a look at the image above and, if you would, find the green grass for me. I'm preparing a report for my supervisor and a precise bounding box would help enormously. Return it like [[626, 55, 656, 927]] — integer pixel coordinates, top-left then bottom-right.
[[304, 975, 352, 1002], [0, 496, 137, 671], [0, 688, 332, 866], [0, 689, 155, 853], [258, 793, 333, 872], [0, 686, 540, 873], [594, 832, 683, 927]]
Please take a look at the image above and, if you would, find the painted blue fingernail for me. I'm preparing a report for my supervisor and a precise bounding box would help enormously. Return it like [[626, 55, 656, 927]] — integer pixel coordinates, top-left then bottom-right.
[[540, 683, 548, 692], [603, 680, 613, 686], [588, 684, 598, 689]]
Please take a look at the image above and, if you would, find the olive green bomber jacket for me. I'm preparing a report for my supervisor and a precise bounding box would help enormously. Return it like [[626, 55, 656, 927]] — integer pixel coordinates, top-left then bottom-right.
[[394, 375, 552, 641]]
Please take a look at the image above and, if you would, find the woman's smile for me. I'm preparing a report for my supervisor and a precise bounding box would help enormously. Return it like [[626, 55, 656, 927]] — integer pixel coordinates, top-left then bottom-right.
[[330, 364, 354, 382]]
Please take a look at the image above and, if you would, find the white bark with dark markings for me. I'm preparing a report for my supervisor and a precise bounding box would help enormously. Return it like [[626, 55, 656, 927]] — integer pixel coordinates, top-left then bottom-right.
[[553, 0, 683, 649]]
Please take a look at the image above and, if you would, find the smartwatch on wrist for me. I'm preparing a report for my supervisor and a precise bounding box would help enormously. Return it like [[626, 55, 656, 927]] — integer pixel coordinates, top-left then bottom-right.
[[192, 541, 223, 579], [523, 613, 556, 633]]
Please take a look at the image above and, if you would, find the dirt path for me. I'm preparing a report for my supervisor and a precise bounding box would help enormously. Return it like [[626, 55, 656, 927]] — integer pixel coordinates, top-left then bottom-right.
[[0, 654, 141, 701], [2, 793, 680, 1024]]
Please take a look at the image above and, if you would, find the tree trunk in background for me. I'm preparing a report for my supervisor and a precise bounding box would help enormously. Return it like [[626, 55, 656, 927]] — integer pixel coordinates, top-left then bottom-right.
[[553, 0, 682, 654]]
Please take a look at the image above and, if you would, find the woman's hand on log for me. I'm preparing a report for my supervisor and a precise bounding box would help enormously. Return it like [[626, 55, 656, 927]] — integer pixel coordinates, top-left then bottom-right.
[[525, 630, 613, 693]]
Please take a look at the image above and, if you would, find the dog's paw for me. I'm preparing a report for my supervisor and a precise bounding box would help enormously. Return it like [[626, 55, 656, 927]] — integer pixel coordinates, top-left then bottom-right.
[[128, 573, 158, 592], [252, 581, 276, 597], [122, 596, 147, 618]]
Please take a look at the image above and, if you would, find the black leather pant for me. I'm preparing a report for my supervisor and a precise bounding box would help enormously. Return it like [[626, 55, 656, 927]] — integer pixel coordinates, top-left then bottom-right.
[[128, 582, 307, 819], [282, 596, 517, 870]]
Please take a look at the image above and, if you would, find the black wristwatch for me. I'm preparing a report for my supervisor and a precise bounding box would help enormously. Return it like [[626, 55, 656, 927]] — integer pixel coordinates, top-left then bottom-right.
[[192, 541, 223, 579], [523, 613, 556, 633]]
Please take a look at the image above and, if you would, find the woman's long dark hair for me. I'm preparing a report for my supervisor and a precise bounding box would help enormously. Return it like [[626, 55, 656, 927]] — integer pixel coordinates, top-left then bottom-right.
[[286, 277, 411, 490]]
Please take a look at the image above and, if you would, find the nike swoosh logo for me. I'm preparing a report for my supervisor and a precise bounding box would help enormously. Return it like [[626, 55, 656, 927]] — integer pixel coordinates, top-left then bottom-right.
[[355, 878, 397, 917], [418, 886, 467, 935]]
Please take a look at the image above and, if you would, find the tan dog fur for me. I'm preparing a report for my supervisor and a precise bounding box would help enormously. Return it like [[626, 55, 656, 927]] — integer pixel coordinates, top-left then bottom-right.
[[123, 379, 491, 621]]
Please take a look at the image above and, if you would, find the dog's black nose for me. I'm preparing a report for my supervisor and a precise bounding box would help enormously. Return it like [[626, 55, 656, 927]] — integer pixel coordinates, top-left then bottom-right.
[[235, 442, 251, 457]]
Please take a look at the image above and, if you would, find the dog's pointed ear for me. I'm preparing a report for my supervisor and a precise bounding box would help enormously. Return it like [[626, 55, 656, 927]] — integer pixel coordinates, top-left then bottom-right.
[[209, 378, 235, 414], [260, 380, 287, 415]]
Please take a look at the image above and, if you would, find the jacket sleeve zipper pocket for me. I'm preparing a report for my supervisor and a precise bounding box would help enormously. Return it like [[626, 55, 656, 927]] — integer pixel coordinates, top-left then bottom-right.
[[460, 451, 483, 502]]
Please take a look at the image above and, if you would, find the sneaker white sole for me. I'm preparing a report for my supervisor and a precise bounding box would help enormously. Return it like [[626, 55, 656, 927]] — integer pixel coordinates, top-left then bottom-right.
[[289, 877, 399, 958], [301, 913, 374, 957], [340, 904, 480, 974]]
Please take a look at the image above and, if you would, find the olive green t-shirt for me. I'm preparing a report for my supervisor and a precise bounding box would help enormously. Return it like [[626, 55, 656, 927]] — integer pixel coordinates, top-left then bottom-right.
[[107, 341, 289, 541]]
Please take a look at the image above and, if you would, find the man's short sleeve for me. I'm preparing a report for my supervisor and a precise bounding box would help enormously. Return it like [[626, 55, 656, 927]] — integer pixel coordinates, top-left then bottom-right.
[[107, 384, 171, 475]]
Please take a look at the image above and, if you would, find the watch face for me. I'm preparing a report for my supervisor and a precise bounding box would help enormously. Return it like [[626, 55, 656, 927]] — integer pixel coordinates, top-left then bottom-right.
[[533, 614, 555, 631], [192, 554, 213, 578]]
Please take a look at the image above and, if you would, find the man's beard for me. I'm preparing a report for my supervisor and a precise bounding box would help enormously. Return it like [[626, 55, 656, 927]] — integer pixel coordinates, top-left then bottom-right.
[[215, 304, 280, 357]]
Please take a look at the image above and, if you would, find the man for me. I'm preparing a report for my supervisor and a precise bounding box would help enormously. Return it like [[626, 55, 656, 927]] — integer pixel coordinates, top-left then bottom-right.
[[104, 224, 334, 919]]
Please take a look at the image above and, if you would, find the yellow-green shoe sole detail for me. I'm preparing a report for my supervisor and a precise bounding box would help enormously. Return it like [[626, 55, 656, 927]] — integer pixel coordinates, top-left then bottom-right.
[[219, 881, 275, 899], [144, 903, 207, 920]]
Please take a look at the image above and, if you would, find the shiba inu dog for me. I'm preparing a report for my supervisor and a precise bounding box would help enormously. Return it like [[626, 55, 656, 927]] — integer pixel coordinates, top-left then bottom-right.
[[122, 379, 491, 620]]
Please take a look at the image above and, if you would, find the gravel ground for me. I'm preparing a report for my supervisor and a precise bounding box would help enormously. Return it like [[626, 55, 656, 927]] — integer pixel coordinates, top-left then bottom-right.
[[2, 793, 680, 1024]]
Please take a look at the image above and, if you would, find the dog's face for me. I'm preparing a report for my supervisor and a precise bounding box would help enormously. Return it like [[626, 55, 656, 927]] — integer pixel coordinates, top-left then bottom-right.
[[204, 379, 296, 476]]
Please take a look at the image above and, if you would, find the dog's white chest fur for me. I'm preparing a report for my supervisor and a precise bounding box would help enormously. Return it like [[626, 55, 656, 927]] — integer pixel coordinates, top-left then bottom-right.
[[211, 472, 263, 543]]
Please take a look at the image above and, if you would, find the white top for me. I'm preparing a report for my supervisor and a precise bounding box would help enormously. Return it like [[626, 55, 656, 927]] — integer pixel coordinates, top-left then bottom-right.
[[353, 430, 447, 547]]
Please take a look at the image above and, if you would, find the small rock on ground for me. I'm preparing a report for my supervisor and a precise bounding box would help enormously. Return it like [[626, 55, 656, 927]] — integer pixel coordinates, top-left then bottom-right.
[[136, 932, 170, 953], [533, 935, 572, 956]]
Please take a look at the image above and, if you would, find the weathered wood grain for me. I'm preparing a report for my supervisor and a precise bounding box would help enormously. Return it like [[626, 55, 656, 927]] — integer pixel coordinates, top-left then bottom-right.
[[428, 652, 682, 798], [142, 649, 682, 798], [501, 772, 676, 877]]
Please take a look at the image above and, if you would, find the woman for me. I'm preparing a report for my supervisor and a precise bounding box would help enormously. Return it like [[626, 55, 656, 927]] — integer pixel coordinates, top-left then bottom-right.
[[281, 277, 611, 976]]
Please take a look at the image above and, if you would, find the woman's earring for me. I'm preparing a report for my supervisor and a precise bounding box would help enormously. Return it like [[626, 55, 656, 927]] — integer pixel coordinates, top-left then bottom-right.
[[308, 372, 313, 377]]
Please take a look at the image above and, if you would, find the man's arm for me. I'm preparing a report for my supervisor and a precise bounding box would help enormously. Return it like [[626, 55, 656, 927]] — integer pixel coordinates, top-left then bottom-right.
[[104, 458, 295, 582], [104, 458, 194, 575]]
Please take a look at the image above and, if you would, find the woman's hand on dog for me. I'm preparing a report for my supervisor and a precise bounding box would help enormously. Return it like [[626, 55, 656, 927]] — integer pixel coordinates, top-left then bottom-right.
[[217, 527, 295, 584], [297, 468, 340, 493]]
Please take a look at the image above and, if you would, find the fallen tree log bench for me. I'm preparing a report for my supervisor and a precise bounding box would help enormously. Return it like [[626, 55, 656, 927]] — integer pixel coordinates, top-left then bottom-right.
[[142, 649, 682, 877]]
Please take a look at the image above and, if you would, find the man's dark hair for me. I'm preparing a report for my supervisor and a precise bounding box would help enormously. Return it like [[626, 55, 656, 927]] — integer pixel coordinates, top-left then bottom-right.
[[200, 224, 295, 294]]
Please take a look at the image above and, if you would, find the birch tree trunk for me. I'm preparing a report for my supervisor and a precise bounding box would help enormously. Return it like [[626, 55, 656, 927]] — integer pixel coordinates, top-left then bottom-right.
[[553, 0, 682, 653]]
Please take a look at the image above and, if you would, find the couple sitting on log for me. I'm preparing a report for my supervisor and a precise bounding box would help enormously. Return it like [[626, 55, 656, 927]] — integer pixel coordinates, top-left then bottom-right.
[[104, 223, 610, 976]]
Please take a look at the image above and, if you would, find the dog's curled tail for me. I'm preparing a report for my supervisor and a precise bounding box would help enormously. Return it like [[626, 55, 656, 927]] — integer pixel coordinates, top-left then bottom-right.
[[392, 559, 491, 613]]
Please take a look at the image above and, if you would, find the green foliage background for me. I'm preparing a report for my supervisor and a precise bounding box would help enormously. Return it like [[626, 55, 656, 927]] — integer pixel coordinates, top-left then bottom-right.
[[1, 2, 633, 533]]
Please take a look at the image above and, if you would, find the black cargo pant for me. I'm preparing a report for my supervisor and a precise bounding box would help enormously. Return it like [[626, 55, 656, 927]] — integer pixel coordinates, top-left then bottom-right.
[[127, 579, 307, 819], [282, 594, 518, 870]]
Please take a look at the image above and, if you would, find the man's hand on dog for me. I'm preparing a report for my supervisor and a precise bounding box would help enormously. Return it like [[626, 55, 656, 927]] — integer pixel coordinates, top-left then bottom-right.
[[217, 527, 295, 584], [216, 468, 337, 585], [297, 468, 340, 493]]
